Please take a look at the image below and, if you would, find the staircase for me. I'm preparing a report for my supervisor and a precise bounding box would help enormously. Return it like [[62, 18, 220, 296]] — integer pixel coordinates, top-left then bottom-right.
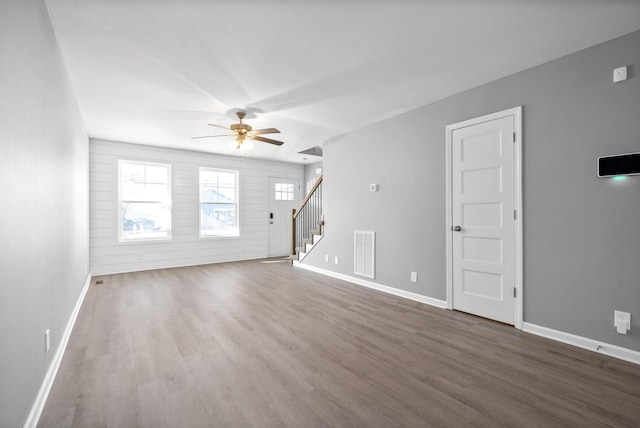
[[291, 220, 324, 263], [290, 176, 323, 263]]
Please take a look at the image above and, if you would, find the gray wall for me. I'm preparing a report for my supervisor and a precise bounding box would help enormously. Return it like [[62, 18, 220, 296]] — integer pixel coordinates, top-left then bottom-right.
[[303, 30, 640, 351], [0, 0, 90, 426]]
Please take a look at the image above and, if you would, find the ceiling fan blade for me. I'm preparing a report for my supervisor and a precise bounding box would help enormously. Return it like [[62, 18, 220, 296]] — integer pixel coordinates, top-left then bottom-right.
[[250, 128, 280, 136], [252, 135, 284, 146], [191, 134, 233, 139], [208, 123, 231, 131]]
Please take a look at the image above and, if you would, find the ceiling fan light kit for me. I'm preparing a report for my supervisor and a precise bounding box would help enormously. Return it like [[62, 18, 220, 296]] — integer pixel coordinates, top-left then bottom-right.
[[191, 111, 284, 154], [229, 137, 254, 153]]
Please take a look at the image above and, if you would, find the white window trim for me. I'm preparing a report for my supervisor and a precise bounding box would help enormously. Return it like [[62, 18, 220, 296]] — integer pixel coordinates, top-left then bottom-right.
[[198, 167, 240, 238], [117, 159, 172, 243]]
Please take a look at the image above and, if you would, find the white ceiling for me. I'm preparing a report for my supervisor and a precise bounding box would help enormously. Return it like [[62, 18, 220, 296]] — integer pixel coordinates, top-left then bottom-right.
[[45, 0, 640, 164]]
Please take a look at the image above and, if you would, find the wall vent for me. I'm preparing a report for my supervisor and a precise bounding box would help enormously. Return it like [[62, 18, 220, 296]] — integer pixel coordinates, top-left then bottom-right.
[[354, 231, 375, 279]]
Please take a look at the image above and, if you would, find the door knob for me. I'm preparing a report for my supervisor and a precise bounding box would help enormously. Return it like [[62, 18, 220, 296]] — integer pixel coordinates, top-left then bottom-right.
[[452, 225, 462, 232]]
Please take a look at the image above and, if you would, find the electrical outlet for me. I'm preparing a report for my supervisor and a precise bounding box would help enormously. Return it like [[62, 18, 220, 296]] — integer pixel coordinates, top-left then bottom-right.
[[614, 310, 631, 334], [324, 254, 329, 263], [334, 256, 339, 265], [45, 329, 50, 353], [410, 272, 418, 283]]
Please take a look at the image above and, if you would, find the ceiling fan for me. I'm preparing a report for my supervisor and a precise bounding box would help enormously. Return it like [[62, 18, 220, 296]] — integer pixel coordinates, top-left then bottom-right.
[[191, 111, 284, 152]]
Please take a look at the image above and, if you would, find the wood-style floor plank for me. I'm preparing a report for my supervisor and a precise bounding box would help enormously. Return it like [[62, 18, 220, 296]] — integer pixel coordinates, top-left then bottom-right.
[[38, 259, 640, 427]]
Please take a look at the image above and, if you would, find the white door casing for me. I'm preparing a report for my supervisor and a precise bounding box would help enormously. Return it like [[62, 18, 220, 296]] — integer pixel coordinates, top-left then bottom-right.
[[446, 107, 523, 328], [268, 177, 299, 257]]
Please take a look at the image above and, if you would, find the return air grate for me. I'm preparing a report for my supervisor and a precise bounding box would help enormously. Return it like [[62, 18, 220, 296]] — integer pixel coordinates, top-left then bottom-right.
[[354, 230, 375, 279]]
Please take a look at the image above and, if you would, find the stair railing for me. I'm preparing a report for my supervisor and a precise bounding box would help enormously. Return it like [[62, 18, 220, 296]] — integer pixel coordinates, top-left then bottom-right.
[[292, 175, 323, 258]]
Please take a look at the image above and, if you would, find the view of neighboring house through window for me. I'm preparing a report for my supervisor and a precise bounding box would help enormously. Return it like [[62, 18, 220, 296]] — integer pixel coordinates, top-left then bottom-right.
[[199, 167, 239, 237], [118, 160, 172, 241]]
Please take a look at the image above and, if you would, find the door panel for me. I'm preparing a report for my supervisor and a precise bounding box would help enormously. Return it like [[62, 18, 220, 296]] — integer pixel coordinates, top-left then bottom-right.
[[462, 236, 502, 264], [462, 203, 502, 227], [451, 115, 515, 325], [462, 270, 503, 300]]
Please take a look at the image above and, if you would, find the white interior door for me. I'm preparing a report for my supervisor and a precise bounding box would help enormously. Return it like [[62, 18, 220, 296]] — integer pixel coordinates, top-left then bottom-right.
[[268, 177, 299, 257], [446, 107, 522, 326]]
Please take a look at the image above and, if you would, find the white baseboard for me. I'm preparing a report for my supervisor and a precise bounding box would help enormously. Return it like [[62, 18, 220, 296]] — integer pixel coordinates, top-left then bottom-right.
[[294, 264, 639, 366], [522, 322, 640, 366], [24, 272, 92, 428], [294, 263, 447, 309]]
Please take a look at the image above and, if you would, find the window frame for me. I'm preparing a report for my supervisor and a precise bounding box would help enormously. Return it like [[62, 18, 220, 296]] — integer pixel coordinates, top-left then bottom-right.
[[117, 159, 172, 243], [198, 167, 240, 238]]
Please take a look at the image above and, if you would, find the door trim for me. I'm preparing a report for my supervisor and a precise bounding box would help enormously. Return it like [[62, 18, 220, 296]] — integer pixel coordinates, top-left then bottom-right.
[[445, 106, 523, 329]]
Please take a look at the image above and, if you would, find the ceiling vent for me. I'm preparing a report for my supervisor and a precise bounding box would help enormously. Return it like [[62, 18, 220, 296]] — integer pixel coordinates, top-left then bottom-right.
[[298, 146, 323, 157]]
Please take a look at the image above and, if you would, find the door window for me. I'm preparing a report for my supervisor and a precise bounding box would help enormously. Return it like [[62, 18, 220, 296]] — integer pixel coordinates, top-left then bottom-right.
[[274, 183, 295, 201]]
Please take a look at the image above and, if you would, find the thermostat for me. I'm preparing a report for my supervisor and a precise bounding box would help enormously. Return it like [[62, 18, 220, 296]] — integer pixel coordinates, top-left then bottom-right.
[[613, 66, 628, 83]]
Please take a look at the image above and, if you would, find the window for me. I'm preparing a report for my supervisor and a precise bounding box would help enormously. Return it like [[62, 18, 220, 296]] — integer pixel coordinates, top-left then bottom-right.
[[118, 160, 171, 241], [275, 182, 294, 201], [199, 167, 239, 237]]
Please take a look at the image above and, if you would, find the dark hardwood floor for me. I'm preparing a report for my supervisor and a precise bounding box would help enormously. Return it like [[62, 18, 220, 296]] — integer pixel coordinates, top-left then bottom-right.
[[39, 259, 640, 427]]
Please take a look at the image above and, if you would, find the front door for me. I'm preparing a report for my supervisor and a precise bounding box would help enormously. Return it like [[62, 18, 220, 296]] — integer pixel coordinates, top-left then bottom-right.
[[446, 107, 522, 326], [268, 177, 299, 257]]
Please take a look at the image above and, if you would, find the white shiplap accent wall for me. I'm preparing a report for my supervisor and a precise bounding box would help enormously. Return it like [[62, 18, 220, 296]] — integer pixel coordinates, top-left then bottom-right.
[[90, 139, 304, 275]]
